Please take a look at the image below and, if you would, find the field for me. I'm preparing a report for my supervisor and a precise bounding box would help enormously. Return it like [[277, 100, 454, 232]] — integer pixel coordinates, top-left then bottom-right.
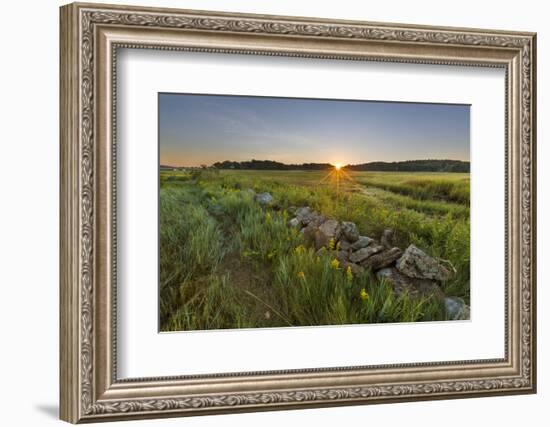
[[159, 169, 470, 332]]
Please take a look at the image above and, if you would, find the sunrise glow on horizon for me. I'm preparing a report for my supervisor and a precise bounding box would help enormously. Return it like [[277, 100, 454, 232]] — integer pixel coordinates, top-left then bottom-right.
[[159, 93, 470, 168]]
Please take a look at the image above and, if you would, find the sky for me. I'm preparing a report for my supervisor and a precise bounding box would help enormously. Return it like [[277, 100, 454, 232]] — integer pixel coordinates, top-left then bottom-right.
[[159, 93, 470, 167]]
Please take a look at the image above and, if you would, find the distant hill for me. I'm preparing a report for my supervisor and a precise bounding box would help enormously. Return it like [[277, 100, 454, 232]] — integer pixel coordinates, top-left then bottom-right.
[[210, 159, 469, 172], [346, 159, 470, 173]]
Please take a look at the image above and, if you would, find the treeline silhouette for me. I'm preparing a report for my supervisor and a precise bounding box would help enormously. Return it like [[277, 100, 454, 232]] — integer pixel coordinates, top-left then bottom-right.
[[211, 159, 469, 172], [347, 159, 470, 173], [212, 160, 332, 170]]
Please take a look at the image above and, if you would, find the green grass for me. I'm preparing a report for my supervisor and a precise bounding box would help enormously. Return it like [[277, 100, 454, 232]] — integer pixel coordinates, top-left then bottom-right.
[[159, 169, 469, 331], [352, 171, 470, 204]]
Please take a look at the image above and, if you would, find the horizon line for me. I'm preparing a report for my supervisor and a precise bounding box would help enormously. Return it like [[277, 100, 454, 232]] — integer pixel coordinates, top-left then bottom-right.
[[160, 158, 470, 169]]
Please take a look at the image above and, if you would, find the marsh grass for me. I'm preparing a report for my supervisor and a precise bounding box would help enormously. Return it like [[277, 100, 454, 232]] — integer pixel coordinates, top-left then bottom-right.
[[159, 169, 469, 331], [352, 172, 470, 204]]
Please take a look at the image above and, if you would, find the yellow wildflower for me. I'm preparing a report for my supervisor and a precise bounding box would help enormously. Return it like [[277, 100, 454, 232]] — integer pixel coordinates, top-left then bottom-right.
[[330, 258, 340, 269], [346, 265, 353, 282], [297, 271, 305, 279], [294, 244, 306, 254], [328, 238, 336, 251], [336, 241, 341, 251], [360, 288, 369, 301], [265, 212, 272, 223], [267, 251, 275, 259]]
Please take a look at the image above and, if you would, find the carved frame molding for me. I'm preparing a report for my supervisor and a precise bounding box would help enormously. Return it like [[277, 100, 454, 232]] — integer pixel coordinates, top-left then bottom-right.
[[60, 2, 536, 423]]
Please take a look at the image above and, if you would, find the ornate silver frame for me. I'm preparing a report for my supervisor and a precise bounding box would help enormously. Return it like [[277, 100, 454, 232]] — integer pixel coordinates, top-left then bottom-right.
[[60, 2, 537, 423]]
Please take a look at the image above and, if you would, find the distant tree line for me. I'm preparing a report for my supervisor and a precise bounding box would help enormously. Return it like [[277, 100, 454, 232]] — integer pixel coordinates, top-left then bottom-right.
[[346, 159, 470, 173], [210, 159, 470, 172], [212, 159, 333, 170]]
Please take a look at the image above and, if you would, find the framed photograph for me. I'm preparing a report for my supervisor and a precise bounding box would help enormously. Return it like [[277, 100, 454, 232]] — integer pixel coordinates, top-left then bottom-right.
[[60, 2, 537, 423]]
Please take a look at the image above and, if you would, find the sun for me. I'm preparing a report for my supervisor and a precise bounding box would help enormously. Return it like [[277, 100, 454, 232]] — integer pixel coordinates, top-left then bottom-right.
[[319, 161, 355, 198]]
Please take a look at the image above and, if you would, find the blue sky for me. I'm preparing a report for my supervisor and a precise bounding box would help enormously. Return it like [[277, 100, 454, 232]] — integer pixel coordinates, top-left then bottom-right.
[[159, 93, 470, 167]]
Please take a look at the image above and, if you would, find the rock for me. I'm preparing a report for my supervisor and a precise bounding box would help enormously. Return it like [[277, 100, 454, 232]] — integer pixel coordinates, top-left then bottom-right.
[[295, 206, 323, 226], [314, 219, 341, 250], [381, 229, 395, 249], [444, 297, 470, 320], [376, 268, 411, 296], [376, 267, 443, 299], [337, 250, 349, 263], [349, 245, 384, 264], [342, 261, 365, 276], [361, 247, 403, 271], [414, 279, 445, 299], [310, 214, 327, 227], [462, 305, 471, 320], [396, 244, 454, 282], [288, 217, 301, 228], [350, 236, 374, 251], [320, 220, 339, 234], [341, 221, 360, 242], [255, 192, 273, 206], [295, 206, 312, 222], [339, 239, 352, 251], [301, 223, 318, 247], [295, 208, 326, 229]]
